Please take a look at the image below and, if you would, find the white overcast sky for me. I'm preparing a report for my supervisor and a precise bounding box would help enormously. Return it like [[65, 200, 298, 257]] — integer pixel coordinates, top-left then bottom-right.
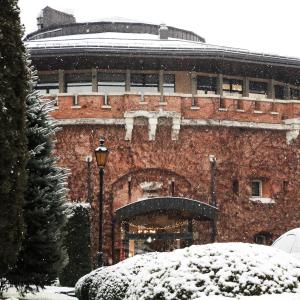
[[18, 0, 300, 58]]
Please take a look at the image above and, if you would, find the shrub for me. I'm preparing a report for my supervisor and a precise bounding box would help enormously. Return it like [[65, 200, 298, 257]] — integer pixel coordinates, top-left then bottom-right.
[[59, 203, 92, 287], [75, 243, 300, 299]]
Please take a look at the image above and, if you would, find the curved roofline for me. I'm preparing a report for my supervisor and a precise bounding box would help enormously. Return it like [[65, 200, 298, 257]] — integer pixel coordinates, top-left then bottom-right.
[[115, 196, 217, 221], [25, 20, 206, 43], [26, 44, 300, 69]]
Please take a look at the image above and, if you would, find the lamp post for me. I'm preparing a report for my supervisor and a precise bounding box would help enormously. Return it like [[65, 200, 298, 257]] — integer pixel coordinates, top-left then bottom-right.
[[94, 138, 109, 267], [209, 155, 217, 243]]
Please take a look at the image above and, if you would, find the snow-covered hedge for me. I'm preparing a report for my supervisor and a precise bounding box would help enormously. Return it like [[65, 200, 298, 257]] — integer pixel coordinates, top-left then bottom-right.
[[75, 243, 300, 300]]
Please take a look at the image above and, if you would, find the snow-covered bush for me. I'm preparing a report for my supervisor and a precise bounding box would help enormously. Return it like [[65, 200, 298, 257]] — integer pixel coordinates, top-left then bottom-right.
[[59, 203, 92, 287], [75, 243, 300, 300]]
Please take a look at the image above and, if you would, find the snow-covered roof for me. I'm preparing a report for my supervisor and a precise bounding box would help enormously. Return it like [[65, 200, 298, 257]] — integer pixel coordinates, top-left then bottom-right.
[[25, 31, 300, 66]]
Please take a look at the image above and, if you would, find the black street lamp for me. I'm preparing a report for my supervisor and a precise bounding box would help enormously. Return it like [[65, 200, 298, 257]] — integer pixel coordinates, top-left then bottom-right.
[[94, 138, 109, 267], [209, 155, 217, 243]]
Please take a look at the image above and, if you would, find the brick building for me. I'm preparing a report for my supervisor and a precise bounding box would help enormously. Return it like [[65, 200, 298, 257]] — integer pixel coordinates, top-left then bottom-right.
[[25, 7, 300, 265]]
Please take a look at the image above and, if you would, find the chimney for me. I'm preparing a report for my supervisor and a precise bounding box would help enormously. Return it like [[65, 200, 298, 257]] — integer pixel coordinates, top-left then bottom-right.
[[36, 6, 76, 30], [159, 23, 168, 40]]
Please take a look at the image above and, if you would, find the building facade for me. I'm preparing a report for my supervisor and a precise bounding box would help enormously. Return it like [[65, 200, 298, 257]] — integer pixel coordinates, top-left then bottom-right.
[[25, 7, 300, 265]]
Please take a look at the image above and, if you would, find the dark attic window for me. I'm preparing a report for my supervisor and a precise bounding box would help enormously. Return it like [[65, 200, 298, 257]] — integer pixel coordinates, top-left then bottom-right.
[[197, 76, 217, 94]]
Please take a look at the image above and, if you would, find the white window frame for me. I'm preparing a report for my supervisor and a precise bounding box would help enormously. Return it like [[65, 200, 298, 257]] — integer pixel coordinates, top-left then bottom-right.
[[251, 180, 262, 197]]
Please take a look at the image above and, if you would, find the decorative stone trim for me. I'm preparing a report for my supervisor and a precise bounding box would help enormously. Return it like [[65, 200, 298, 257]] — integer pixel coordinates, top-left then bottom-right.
[[124, 110, 181, 141], [236, 109, 245, 112], [101, 105, 112, 109], [270, 112, 279, 115], [71, 105, 81, 109], [249, 197, 275, 204], [218, 108, 228, 112], [284, 118, 300, 144], [254, 110, 263, 114], [190, 106, 200, 110]]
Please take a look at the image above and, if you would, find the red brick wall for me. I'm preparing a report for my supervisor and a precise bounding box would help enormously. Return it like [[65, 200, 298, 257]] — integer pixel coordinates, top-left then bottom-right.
[[53, 117, 300, 265]]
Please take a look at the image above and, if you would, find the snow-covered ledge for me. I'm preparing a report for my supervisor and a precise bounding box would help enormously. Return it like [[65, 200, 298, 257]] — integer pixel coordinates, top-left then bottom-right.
[[249, 197, 275, 204]]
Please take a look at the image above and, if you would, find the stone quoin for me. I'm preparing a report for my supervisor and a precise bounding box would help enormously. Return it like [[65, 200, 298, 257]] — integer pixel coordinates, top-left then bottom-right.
[[25, 6, 300, 266]]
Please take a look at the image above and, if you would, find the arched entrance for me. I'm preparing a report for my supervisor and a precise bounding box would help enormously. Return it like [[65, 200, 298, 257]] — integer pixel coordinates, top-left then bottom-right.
[[114, 197, 217, 261]]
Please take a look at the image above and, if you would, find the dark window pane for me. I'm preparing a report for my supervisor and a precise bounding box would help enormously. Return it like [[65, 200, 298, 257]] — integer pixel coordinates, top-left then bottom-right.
[[251, 181, 261, 197], [98, 73, 125, 82], [232, 180, 239, 195], [36, 83, 59, 94], [98, 73, 125, 93], [249, 81, 267, 95], [65, 73, 91, 83], [291, 88, 300, 100], [163, 74, 175, 93], [197, 76, 217, 94], [131, 74, 158, 92], [275, 85, 284, 100]]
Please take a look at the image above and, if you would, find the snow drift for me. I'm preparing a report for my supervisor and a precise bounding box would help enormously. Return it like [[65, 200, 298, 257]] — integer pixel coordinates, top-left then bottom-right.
[[75, 243, 300, 300]]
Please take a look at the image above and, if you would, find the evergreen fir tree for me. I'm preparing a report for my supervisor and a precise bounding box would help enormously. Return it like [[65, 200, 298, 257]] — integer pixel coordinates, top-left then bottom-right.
[[8, 64, 68, 292], [0, 0, 28, 276]]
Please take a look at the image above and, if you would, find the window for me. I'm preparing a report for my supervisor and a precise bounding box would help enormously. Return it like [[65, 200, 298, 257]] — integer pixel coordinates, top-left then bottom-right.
[[197, 76, 217, 94], [36, 83, 59, 95], [291, 88, 300, 100], [274, 85, 284, 100], [254, 232, 271, 245], [223, 78, 243, 95], [66, 73, 92, 93], [131, 74, 159, 93], [249, 81, 267, 96], [232, 179, 239, 195], [251, 180, 262, 197], [37, 73, 59, 95], [163, 74, 175, 93], [98, 73, 125, 93]]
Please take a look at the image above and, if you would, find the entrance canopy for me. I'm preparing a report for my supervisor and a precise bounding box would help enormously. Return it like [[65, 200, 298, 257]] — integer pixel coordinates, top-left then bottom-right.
[[115, 197, 217, 221]]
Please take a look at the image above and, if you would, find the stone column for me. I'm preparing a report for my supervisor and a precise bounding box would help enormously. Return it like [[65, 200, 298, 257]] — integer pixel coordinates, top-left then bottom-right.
[[284, 84, 291, 100], [92, 68, 98, 92], [267, 79, 275, 99], [125, 69, 130, 92], [243, 77, 249, 97], [159, 70, 164, 102], [58, 69, 65, 93], [148, 117, 158, 141], [171, 117, 181, 140], [217, 74, 223, 96], [124, 116, 134, 141]]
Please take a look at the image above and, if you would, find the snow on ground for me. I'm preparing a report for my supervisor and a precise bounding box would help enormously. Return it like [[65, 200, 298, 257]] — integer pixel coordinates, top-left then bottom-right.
[[76, 242, 300, 300], [3, 286, 76, 300]]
